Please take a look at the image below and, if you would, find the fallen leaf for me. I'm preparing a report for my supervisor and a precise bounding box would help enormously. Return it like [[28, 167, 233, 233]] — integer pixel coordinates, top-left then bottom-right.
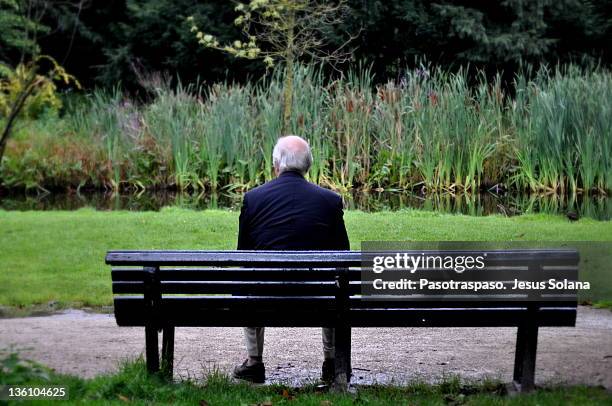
[[117, 394, 129, 402], [281, 389, 295, 400]]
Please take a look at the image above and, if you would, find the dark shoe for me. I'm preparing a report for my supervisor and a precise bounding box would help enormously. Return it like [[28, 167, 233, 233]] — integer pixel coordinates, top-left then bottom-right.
[[233, 359, 265, 383], [321, 358, 335, 384], [322, 359, 353, 384]]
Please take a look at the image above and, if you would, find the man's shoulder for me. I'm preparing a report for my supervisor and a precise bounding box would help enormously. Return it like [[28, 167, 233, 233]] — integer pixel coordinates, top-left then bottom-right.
[[243, 178, 278, 201], [244, 177, 342, 206], [304, 182, 342, 204]]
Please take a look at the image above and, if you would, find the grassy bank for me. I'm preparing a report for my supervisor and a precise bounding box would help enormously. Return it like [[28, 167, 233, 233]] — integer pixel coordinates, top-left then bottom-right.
[[2, 64, 611, 194], [0, 208, 610, 309], [1, 353, 610, 405]]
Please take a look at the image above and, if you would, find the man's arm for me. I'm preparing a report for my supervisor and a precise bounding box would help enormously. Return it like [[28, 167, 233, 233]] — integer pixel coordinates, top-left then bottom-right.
[[237, 194, 253, 250], [333, 196, 350, 250]]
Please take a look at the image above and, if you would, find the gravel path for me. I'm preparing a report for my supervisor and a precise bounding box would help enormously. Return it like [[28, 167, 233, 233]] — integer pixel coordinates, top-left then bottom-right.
[[1, 306, 611, 388]]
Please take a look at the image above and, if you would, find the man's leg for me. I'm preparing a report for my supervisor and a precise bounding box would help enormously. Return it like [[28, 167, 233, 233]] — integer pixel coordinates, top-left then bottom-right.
[[233, 327, 266, 383], [322, 327, 335, 359], [244, 327, 265, 364], [322, 327, 352, 384], [321, 327, 335, 383]]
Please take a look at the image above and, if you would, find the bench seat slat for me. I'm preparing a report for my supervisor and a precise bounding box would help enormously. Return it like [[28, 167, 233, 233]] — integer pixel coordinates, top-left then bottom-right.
[[111, 267, 578, 283], [111, 281, 579, 299], [346, 308, 577, 327], [113, 297, 576, 327], [115, 295, 337, 308], [112, 294, 576, 308], [106, 249, 579, 267], [112, 268, 342, 282], [348, 298, 577, 307], [112, 281, 340, 295]]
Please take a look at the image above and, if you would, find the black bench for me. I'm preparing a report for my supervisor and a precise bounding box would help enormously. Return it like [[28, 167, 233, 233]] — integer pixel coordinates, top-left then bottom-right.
[[105, 249, 579, 392]]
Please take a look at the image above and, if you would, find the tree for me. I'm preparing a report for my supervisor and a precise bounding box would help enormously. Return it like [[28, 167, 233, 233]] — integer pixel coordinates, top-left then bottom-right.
[[431, 0, 612, 67], [0, 0, 50, 62], [0, 57, 79, 161], [4, 1, 610, 89], [433, 1, 554, 64], [0, 0, 80, 165], [189, 0, 354, 133], [91, 0, 249, 89], [335, 0, 611, 79]]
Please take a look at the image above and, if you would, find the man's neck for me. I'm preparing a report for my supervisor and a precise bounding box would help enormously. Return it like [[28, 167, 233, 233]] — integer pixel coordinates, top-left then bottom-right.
[[278, 170, 305, 178]]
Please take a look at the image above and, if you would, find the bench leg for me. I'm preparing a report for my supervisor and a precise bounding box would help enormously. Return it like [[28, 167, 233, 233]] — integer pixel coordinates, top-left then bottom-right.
[[333, 326, 351, 392], [145, 325, 160, 373], [513, 323, 538, 392], [161, 326, 175, 380]]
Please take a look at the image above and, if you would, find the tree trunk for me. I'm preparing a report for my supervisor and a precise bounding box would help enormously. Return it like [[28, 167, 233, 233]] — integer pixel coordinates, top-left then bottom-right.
[[0, 73, 39, 164], [281, 9, 296, 135]]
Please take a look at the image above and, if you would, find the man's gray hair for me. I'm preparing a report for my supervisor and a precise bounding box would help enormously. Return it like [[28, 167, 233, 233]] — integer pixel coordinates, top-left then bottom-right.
[[272, 135, 313, 175]]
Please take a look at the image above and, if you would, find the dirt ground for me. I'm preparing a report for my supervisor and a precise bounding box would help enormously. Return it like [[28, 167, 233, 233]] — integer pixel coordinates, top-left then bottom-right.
[[1, 306, 611, 388]]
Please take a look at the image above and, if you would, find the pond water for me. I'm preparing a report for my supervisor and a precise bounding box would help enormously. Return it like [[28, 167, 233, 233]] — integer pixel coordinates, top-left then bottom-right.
[[1, 190, 610, 220]]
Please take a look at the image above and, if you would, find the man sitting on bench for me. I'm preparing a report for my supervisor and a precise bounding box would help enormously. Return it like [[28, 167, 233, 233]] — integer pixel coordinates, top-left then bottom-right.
[[233, 135, 350, 384]]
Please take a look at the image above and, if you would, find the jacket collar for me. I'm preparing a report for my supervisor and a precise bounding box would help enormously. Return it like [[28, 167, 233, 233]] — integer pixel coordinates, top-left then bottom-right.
[[278, 170, 305, 179]]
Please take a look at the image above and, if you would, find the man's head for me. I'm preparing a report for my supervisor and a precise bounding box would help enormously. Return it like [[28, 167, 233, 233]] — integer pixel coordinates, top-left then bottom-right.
[[272, 135, 312, 176]]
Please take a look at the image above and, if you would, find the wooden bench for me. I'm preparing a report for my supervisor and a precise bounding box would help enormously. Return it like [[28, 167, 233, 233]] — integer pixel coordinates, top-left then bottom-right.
[[105, 249, 579, 392]]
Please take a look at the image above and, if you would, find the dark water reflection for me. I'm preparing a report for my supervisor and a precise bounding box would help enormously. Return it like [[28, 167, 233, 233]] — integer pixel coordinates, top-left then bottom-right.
[[1, 190, 610, 220]]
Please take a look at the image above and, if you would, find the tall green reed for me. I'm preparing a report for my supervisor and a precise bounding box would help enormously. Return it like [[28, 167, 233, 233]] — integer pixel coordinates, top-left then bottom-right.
[[144, 83, 200, 190], [68, 87, 138, 190], [511, 66, 611, 194], [24, 63, 606, 195]]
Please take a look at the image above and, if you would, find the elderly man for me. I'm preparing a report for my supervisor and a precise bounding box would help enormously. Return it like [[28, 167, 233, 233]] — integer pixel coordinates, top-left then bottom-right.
[[233, 135, 350, 384]]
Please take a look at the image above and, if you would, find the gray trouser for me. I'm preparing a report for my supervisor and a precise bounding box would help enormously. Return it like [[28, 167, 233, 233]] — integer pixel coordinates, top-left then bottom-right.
[[243, 327, 335, 359]]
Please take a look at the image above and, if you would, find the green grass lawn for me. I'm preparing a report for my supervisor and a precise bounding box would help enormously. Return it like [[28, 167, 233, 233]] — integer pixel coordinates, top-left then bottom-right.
[[1, 353, 611, 406], [0, 208, 611, 309]]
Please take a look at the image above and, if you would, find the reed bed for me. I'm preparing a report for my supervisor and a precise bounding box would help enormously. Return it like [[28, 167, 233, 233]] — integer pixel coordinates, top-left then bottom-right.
[[1, 64, 610, 195]]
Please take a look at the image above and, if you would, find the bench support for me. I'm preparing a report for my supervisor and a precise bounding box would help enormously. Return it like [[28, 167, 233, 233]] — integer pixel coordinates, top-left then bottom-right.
[[161, 326, 175, 379], [513, 321, 539, 392], [144, 266, 161, 374], [144, 326, 174, 378], [333, 326, 351, 391], [333, 268, 351, 392], [145, 326, 160, 373]]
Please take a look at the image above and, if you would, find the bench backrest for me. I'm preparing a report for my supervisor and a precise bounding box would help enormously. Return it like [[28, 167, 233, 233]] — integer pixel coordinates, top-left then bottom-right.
[[106, 249, 579, 328]]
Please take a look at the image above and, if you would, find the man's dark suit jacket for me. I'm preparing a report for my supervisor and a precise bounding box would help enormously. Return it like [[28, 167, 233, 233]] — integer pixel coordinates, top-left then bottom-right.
[[237, 170, 350, 250]]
